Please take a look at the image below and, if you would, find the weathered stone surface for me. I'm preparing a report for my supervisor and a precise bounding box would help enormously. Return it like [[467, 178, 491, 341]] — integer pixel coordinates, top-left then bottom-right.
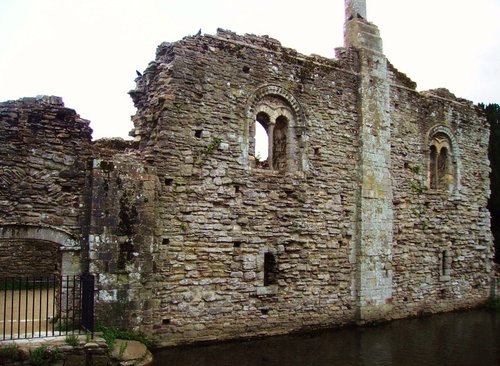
[[0, 2, 494, 350], [112, 340, 152, 366], [0, 96, 93, 277]]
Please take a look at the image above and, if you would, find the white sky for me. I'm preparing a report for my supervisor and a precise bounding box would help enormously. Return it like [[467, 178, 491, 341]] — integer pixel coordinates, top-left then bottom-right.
[[0, 0, 499, 140]]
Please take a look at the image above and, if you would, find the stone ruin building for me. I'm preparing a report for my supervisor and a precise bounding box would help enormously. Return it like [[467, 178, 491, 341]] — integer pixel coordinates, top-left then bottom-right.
[[0, 0, 496, 346]]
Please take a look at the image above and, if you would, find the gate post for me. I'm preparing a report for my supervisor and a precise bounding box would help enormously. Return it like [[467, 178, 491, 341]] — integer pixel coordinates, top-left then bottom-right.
[[80, 273, 95, 333]]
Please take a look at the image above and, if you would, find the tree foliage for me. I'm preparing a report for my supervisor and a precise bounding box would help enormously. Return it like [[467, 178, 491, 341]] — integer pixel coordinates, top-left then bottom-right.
[[479, 103, 500, 263]]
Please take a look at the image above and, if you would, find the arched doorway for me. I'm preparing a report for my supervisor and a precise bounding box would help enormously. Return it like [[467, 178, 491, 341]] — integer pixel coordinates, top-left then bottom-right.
[[0, 225, 86, 339]]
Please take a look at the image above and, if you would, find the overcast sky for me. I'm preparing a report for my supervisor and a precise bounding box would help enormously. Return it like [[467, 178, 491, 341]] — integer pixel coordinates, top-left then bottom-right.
[[0, 0, 499, 140]]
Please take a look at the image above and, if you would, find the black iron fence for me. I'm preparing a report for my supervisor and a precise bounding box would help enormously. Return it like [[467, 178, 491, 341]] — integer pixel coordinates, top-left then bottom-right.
[[0, 275, 94, 340]]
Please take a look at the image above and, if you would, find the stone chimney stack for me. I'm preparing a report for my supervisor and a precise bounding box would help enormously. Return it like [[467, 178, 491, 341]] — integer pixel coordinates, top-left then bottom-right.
[[344, 0, 394, 323], [344, 0, 382, 52], [345, 0, 367, 20]]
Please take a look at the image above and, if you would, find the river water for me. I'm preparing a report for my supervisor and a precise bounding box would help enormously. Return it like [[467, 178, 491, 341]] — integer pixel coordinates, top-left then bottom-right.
[[153, 309, 499, 366]]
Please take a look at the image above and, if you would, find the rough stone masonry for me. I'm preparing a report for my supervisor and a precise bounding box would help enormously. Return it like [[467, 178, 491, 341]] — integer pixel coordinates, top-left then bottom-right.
[[0, 0, 495, 346]]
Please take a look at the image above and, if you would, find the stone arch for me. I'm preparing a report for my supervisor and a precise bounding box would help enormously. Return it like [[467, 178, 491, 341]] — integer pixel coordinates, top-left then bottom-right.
[[426, 125, 460, 193], [0, 225, 82, 277], [246, 85, 306, 129], [244, 85, 308, 172]]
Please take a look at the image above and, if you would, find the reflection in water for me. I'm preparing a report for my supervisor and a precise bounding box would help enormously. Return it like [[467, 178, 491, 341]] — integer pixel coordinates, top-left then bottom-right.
[[153, 310, 500, 366]]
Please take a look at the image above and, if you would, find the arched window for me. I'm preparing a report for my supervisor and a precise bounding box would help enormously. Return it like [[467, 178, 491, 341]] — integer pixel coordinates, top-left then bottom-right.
[[428, 131, 455, 192], [255, 112, 270, 168], [249, 98, 298, 171], [246, 85, 307, 173]]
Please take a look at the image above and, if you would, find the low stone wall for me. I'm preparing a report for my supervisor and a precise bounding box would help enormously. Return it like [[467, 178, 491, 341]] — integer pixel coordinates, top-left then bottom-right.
[[0, 336, 152, 366]]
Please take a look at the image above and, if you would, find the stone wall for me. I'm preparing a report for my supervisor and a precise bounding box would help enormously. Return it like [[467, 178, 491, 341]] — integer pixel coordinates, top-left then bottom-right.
[[0, 96, 93, 276], [128, 29, 366, 345], [88, 152, 160, 329], [390, 87, 493, 315], [0, 239, 60, 277], [0, 96, 92, 233], [123, 28, 493, 346], [0, 23, 494, 348]]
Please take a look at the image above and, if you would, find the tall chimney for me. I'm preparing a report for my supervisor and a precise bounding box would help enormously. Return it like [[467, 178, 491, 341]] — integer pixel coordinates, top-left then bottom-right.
[[345, 0, 367, 20]]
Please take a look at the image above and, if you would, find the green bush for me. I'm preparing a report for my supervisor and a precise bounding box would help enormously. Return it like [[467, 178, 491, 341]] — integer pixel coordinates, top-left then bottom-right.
[[29, 345, 61, 366], [0, 343, 22, 361]]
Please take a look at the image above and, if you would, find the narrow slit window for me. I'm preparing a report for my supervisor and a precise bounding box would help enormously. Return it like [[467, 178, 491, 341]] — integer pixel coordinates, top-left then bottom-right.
[[264, 252, 278, 286], [441, 250, 450, 276], [429, 145, 438, 189]]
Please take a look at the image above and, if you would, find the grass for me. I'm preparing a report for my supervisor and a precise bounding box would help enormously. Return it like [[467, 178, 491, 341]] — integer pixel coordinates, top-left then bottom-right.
[[29, 345, 61, 366], [65, 334, 79, 347], [0, 343, 23, 361], [96, 325, 153, 350]]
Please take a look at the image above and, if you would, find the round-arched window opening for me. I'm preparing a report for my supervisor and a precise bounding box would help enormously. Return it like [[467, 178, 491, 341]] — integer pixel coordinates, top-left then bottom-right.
[[255, 121, 269, 161], [429, 131, 455, 192], [254, 112, 270, 166]]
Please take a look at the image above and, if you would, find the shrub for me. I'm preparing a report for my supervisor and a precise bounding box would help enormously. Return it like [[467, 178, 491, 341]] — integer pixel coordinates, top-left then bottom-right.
[[29, 345, 61, 366], [0, 343, 22, 362], [65, 334, 79, 347]]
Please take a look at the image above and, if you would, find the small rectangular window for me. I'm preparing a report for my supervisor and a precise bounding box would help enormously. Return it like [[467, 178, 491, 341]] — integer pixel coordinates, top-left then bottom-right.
[[264, 252, 278, 286]]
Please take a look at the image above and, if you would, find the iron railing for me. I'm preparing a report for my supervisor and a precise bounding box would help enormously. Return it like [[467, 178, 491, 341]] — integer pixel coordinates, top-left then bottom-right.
[[0, 275, 94, 340]]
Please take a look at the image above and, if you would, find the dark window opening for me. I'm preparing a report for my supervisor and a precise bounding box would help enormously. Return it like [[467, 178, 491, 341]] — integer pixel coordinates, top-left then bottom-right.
[[233, 241, 242, 248], [430, 145, 438, 189], [162, 238, 170, 245], [242, 66, 250, 73], [162, 319, 171, 325], [165, 178, 174, 186], [264, 252, 278, 286], [194, 129, 203, 138]]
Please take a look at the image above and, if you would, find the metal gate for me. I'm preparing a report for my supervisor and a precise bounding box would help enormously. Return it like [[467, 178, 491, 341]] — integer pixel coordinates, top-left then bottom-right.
[[0, 275, 94, 340]]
